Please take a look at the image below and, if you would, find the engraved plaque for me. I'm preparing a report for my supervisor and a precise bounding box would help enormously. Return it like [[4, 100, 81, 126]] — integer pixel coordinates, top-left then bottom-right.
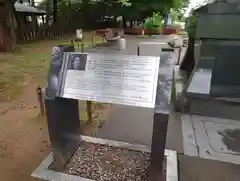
[[60, 53, 160, 108]]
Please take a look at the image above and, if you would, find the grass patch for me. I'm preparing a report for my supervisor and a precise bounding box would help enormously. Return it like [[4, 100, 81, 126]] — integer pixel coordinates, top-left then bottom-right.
[[0, 32, 104, 101]]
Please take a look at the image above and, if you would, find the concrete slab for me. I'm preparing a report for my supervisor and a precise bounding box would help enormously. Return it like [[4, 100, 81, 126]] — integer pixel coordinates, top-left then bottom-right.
[[187, 68, 212, 96], [166, 112, 184, 153], [97, 105, 154, 146], [182, 114, 240, 165], [179, 155, 240, 181], [138, 42, 173, 57]]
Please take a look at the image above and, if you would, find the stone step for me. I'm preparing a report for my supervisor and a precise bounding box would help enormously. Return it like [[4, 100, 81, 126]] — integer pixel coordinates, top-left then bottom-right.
[[187, 96, 240, 120]]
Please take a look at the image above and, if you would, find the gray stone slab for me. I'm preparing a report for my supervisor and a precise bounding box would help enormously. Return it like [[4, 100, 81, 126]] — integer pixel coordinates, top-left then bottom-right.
[[182, 114, 240, 165], [138, 42, 171, 57], [181, 114, 199, 157], [184, 68, 240, 119], [178, 154, 240, 181], [166, 112, 184, 153], [184, 67, 240, 119], [186, 68, 212, 96], [138, 42, 181, 66], [210, 44, 240, 97], [188, 96, 240, 120]]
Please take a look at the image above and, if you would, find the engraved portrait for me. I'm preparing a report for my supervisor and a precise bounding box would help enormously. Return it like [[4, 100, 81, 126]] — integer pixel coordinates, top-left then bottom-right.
[[52, 47, 63, 66], [68, 53, 87, 71]]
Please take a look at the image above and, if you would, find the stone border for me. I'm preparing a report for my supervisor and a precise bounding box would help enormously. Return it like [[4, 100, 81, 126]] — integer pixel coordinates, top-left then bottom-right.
[[32, 136, 178, 181]]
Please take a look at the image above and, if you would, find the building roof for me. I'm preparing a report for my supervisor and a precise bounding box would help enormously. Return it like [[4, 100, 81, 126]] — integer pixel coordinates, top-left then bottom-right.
[[14, 2, 46, 15]]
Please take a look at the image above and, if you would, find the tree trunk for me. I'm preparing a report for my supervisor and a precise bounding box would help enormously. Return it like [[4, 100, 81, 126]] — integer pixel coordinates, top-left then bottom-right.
[[4, 0, 17, 50], [45, 0, 51, 26], [68, 1, 72, 27], [31, 0, 35, 6], [53, 0, 58, 23], [82, 0, 89, 28]]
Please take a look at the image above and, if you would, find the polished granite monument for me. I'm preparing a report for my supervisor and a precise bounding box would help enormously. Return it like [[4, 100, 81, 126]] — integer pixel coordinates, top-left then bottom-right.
[[182, 1, 240, 119], [181, 1, 240, 166], [32, 45, 178, 181]]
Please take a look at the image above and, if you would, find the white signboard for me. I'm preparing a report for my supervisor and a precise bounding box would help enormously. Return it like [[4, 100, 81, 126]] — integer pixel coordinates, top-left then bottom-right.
[[117, 16, 123, 21], [62, 53, 160, 108], [76, 29, 83, 40]]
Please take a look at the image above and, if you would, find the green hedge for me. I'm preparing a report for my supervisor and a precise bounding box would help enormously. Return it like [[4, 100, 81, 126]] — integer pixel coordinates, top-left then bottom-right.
[[139, 12, 163, 33]]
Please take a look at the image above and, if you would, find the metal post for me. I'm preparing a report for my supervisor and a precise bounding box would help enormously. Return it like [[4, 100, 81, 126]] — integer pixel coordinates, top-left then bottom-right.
[[86, 101, 92, 124], [137, 46, 140, 56], [148, 63, 173, 181], [92, 33, 94, 46], [81, 34, 84, 52], [45, 97, 80, 171], [177, 47, 181, 65], [70, 40, 74, 47], [81, 40, 84, 52], [36, 86, 45, 116], [148, 113, 168, 181]]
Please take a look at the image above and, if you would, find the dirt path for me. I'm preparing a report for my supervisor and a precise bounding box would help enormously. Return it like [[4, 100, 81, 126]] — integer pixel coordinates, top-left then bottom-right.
[[0, 80, 112, 181], [0, 79, 50, 181], [0, 34, 107, 181]]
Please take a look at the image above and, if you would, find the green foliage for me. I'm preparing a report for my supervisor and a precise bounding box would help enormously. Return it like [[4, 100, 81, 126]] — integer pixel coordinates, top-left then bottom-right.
[[172, 0, 190, 18], [119, 0, 131, 6], [141, 12, 163, 32], [171, 9, 178, 23], [36, 0, 189, 29], [185, 12, 198, 36]]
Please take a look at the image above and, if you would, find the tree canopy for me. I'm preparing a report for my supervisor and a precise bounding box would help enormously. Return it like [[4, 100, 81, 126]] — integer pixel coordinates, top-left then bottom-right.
[[35, 0, 189, 27], [1, 0, 190, 50]]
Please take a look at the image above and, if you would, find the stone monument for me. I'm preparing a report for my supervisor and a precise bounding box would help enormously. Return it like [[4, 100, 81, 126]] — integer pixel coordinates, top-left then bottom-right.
[[182, 1, 240, 119], [32, 46, 178, 181], [181, 1, 240, 166]]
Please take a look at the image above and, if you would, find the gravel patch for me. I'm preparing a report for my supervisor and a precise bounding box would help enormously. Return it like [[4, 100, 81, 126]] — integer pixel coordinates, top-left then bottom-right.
[[64, 141, 163, 181]]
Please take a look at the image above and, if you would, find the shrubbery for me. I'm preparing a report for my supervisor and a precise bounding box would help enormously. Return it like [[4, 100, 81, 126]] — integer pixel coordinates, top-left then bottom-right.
[[139, 12, 163, 34]]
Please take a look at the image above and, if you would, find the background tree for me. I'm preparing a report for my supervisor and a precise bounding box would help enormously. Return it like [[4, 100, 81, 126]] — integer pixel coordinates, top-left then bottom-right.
[[3, 0, 193, 50], [1, 0, 18, 50], [185, 8, 198, 36], [37, 0, 176, 28], [173, 0, 190, 18]]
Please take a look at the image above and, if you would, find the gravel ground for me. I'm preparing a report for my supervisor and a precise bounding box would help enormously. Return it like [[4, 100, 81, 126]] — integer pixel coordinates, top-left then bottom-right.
[[64, 141, 153, 181]]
